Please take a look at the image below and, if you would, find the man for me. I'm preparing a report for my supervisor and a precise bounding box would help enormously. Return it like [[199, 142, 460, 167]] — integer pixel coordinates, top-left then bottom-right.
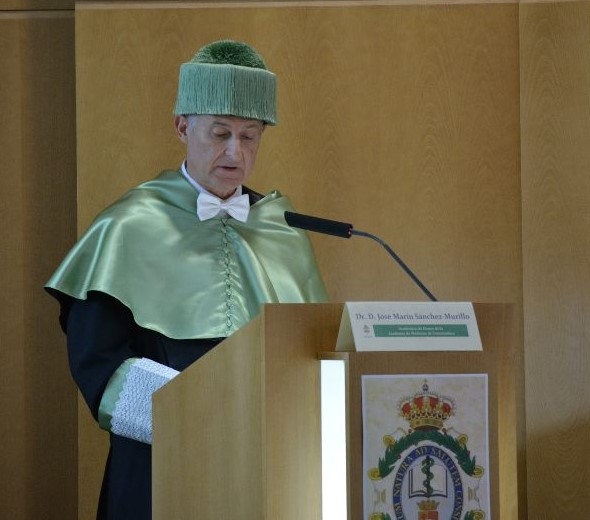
[[46, 40, 327, 520]]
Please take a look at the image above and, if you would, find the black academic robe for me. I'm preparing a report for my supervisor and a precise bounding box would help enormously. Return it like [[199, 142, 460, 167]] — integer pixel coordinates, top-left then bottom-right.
[[66, 291, 222, 520]]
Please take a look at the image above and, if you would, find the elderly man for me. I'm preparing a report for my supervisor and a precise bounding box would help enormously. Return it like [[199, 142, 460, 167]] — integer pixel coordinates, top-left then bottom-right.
[[46, 40, 327, 520]]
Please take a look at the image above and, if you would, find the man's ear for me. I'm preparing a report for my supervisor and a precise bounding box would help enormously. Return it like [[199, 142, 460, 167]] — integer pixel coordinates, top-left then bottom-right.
[[174, 115, 189, 143]]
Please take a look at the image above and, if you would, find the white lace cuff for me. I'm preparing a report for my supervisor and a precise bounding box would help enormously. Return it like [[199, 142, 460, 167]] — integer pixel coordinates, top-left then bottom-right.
[[98, 358, 179, 444]]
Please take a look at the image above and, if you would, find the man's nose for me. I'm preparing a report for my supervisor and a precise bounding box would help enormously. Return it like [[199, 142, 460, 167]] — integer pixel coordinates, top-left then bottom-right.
[[225, 137, 242, 158]]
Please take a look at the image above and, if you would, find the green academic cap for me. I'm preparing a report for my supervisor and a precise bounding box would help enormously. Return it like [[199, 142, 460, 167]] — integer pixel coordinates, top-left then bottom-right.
[[174, 40, 277, 125]]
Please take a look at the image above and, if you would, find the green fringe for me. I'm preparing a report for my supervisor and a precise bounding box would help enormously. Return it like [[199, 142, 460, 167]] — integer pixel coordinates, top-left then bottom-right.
[[174, 63, 277, 125]]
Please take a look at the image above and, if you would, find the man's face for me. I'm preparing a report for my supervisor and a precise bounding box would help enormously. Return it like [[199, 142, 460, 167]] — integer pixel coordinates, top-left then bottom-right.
[[175, 114, 265, 199]]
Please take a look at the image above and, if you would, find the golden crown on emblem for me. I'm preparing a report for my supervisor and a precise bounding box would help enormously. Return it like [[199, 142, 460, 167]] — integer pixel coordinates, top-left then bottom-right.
[[399, 380, 454, 431]]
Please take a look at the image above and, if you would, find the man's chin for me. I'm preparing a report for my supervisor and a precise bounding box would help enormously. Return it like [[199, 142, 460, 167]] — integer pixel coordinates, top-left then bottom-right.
[[213, 173, 246, 191], [210, 182, 242, 199]]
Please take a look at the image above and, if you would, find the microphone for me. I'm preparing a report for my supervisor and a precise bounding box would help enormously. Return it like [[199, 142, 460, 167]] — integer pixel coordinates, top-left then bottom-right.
[[284, 211, 437, 302], [284, 210, 353, 238]]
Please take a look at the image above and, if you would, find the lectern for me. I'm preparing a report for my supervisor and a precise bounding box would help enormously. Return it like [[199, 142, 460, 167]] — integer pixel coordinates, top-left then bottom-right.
[[153, 303, 523, 519]]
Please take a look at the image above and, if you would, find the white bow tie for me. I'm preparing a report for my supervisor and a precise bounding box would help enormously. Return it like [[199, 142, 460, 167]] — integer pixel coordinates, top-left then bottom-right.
[[197, 192, 250, 222]]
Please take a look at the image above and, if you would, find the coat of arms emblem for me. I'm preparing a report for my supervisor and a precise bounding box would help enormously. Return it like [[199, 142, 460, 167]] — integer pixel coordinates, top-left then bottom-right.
[[363, 375, 490, 520]]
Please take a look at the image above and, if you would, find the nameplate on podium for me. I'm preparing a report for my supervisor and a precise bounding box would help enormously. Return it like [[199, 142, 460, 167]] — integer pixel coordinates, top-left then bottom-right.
[[335, 301, 482, 352]]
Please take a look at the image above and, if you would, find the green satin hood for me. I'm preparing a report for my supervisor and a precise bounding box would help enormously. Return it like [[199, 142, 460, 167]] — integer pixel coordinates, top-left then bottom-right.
[[46, 169, 328, 339]]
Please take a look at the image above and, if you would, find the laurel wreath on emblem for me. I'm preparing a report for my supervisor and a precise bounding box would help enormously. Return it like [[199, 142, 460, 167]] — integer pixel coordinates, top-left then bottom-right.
[[373, 429, 478, 480]]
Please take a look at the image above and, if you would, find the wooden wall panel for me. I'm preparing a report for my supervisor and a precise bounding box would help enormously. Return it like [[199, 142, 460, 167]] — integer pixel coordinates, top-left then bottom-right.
[[76, 3, 524, 518], [520, 3, 590, 518], [0, 12, 77, 520]]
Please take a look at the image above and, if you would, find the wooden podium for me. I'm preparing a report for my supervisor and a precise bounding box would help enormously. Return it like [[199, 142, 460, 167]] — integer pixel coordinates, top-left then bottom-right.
[[152, 303, 522, 519]]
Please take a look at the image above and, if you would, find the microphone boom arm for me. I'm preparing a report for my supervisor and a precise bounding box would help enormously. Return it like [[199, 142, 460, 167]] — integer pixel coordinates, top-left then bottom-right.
[[350, 229, 438, 302]]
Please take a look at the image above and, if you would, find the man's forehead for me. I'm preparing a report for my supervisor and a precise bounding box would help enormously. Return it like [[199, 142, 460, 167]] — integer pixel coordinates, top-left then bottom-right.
[[205, 115, 264, 129]]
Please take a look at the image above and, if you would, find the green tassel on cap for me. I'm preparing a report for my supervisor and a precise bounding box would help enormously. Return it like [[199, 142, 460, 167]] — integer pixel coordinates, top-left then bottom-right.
[[174, 40, 277, 125]]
